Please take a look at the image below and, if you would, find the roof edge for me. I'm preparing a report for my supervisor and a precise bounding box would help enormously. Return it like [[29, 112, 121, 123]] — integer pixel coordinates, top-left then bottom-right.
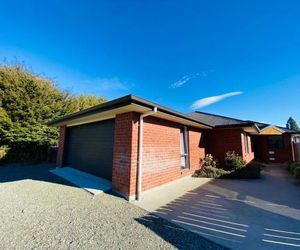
[[48, 94, 212, 128]]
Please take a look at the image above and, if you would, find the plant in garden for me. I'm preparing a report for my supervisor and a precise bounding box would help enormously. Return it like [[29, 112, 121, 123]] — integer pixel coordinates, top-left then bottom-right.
[[294, 167, 300, 179], [289, 162, 300, 172], [194, 153, 261, 179], [225, 151, 246, 171], [287, 162, 300, 180], [193, 154, 230, 178]]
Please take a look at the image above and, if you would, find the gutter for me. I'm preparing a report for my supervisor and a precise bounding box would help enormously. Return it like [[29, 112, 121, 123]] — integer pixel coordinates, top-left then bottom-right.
[[48, 94, 212, 129], [137, 106, 158, 201], [214, 122, 256, 129]]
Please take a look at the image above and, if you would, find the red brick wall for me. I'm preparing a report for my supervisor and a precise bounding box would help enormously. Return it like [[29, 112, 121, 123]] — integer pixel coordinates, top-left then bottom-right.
[[189, 128, 206, 170], [141, 117, 205, 192], [112, 113, 206, 199], [207, 129, 242, 164], [56, 125, 66, 167], [206, 128, 254, 165], [112, 112, 139, 198]]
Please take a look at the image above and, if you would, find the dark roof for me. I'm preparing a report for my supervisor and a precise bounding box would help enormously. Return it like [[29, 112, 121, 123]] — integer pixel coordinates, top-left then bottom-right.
[[49, 94, 212, 128], [187, 111, 254, 128], [280, 127, 300, 133], [249, 121, 300, 134], [188, 112, 300, 133]]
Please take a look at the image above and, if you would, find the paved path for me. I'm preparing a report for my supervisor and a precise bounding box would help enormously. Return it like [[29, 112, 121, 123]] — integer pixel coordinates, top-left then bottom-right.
[[140, 165, 300, 249]]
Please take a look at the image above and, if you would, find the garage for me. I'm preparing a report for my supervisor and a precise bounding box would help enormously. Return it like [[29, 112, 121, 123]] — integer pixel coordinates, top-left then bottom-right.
[[63, 119, 115, 180]]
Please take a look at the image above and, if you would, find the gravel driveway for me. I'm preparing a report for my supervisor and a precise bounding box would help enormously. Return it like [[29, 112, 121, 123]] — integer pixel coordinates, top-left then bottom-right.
[[0, 164, 226, 250]]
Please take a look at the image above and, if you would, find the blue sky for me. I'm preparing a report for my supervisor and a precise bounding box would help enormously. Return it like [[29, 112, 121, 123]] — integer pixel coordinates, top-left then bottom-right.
[[1, 0, 300, 126]]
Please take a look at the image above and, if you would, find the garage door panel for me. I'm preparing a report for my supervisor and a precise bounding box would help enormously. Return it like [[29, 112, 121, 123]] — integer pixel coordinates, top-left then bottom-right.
[[64, 119, 115, 180]]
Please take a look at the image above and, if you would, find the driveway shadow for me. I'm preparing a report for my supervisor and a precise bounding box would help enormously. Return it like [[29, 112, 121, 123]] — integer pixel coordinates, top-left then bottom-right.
[[0, 163, 76, 187], [136, 165, 300, 250], [135, 212, 228, 250]]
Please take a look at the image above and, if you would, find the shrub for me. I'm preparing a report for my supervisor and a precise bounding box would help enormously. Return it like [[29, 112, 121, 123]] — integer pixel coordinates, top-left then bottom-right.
[[198, 165, 231, 178], [222, 162, 262, 179], [1, 142, 49, 163], [194, 154, 261, 179], [204, 154, 217, 168], [193, 154, 231, 178], [225, 151, 246, 171], [293, 167, 300, 179], [289, 162, 300, 172], [0, 146, 9, 161], [0, 64, 106, 163]]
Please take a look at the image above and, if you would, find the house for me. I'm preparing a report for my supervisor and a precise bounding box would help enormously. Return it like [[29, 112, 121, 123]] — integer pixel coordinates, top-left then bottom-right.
[[188, 111, 300, 164], [49, 95, 211, 200], [49, 94, 299, 200]]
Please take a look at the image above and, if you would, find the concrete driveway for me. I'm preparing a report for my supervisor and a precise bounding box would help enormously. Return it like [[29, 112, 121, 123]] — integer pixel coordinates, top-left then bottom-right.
[[136, 165, 300, 250]]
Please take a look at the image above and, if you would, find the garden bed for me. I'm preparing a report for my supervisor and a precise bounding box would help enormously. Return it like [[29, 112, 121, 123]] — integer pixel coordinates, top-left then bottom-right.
[[193, 152, 263, 179]]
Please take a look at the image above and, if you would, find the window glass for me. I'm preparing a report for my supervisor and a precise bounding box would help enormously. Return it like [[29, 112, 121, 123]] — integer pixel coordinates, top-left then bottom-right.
[[180, 127, 189, 169], [244, 133, 249, 154], [267, 136, 284, 149]]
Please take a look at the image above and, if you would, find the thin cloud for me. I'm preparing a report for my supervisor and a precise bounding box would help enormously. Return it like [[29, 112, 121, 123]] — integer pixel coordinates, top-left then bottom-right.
[[170, 70, 213, 89], [191, 91, 243, 110], [82, 77, 131, 91]]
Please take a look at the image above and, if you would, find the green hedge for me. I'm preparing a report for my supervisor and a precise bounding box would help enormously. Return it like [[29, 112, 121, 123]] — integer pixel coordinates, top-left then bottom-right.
[[1, 142, 50, 163]]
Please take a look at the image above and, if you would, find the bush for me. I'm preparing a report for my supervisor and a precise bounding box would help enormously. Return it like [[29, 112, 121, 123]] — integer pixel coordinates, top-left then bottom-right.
[[193, 154, 231, 178], [1, 142, 49, 163], [0, 64, 106, 163], [203, 154, 217, 168], [194, 154, 262, 179], [0, 146, 9, 161], [289, 162, 300, 172], [225, 151, 246, 171], [222, 162, 262, 179], [195, 165, 231, 178], [293, 167, 300, 179]]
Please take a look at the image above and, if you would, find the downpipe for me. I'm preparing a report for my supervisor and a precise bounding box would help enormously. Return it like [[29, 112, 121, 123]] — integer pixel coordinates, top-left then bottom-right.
[[137, 107, 158, 201]]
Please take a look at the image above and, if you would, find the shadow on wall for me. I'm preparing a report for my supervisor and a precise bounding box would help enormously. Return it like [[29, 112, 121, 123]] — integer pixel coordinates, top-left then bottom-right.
[[136, 167, 300, 249]]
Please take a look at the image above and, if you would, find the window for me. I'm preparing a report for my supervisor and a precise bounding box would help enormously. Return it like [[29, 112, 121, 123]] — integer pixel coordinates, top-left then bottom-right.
[[180, 127, 189, 169], [243, 133, 249, 154], [267, 136, 284, 149]]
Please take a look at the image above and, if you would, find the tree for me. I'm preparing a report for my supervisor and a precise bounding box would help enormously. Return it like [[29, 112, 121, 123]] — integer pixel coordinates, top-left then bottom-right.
[[66, 94, 106, 113], [287, 117, 300, 131], [0, 64, 106, 162]]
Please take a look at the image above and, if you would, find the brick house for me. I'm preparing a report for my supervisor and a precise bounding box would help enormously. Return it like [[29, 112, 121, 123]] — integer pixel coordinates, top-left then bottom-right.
[[50, 95, 299, 200], [50, 95, 211, 200], [188, 112, 300, 164]]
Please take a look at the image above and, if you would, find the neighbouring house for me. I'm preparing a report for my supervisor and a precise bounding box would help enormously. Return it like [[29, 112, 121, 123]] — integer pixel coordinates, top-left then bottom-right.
[[49, 95, 299, 200], [188, 112, 300, 164], [251, 123, 299, 163]]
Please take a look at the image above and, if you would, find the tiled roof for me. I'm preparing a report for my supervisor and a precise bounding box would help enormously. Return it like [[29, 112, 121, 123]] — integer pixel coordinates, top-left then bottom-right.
[[188, 111, 300, 133], [187, 111, 252, 127]]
